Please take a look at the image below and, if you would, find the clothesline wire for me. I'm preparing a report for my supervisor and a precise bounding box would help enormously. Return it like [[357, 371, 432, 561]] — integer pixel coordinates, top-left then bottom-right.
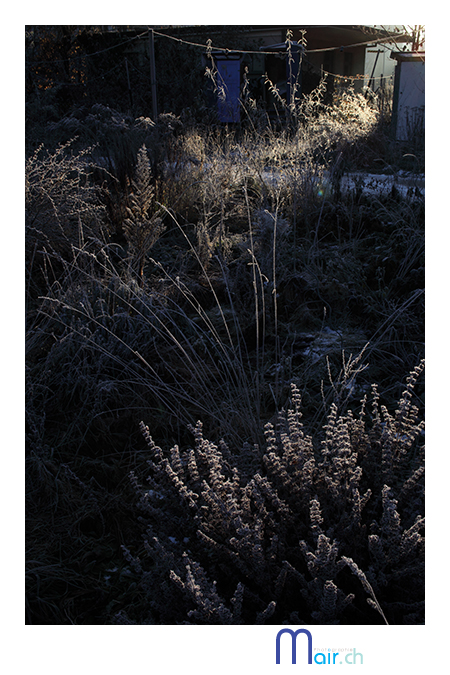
[[124, 48, 393, 85], [26, 26, 414, 88], [26, 26, 412, 67], [150, 28, 411, 55]]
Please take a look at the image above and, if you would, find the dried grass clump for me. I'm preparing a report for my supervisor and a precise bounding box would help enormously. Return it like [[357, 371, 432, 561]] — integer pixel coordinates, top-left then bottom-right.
[[117, 361, 424, 625], [25, 139, 107, 316], [25, 139, 105, 256]]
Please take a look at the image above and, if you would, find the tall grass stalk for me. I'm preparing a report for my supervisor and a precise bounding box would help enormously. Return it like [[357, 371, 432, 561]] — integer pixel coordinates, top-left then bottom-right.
[[38, 237, 267, 446]]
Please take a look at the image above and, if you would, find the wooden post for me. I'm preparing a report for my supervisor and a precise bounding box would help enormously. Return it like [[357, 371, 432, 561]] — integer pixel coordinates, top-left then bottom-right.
[[149, 29, 158, 120]]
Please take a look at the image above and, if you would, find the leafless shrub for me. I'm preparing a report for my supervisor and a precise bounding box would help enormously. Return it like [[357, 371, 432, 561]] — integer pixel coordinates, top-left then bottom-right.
[[26, 139, 105, 253]]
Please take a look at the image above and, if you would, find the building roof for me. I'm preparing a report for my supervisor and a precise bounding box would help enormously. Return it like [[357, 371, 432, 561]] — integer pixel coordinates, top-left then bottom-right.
[[391, 51, 425, 62]]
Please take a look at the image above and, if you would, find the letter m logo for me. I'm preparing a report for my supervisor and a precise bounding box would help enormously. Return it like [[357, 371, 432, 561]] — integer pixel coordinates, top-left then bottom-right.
[[276, 628, 313, 664]]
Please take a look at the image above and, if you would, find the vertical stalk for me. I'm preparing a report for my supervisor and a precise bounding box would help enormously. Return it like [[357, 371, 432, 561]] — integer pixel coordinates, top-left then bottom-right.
[[148, 29, 158, 120], [272, 198, 280, 403]]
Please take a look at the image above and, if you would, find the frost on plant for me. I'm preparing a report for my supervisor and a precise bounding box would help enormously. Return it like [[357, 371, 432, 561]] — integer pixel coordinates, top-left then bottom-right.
[[123, 369, 424, 625], [123, 144, 166, 281]]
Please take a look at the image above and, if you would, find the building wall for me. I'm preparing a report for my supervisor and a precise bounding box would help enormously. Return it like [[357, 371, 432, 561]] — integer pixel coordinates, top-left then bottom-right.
[[392, 54, 425, 141]]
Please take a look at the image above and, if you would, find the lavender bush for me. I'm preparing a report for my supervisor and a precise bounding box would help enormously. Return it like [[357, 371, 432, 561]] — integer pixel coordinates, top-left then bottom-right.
[[114, 361, 424, 625]]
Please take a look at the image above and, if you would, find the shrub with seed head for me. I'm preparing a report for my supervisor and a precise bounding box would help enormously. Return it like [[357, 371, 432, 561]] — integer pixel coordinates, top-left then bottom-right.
[[122, 144, 166, 281]]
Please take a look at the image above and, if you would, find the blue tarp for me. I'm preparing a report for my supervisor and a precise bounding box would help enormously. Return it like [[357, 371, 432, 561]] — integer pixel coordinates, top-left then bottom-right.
[[216, 58, 241, 123]]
